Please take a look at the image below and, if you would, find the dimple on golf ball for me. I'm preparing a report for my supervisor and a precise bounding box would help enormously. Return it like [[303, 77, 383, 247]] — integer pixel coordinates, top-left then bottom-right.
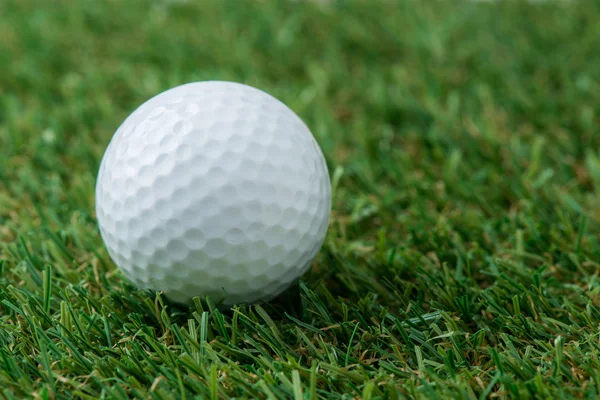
[[95, 81, 331, 306]]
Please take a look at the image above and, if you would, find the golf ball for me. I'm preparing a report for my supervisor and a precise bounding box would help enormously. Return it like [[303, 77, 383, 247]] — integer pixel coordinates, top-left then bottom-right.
[[95, 81, 331, 306]]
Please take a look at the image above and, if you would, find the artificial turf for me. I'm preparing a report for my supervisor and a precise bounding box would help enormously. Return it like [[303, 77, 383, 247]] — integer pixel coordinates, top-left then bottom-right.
[[1, 0, 600, 398]]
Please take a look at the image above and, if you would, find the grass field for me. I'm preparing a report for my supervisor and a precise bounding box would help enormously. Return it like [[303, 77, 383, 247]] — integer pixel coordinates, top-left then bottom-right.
[[1, 0, 600, 398]]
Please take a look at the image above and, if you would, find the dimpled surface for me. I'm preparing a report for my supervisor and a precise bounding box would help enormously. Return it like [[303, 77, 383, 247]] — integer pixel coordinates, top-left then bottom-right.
[[96, 81, 331, 306]]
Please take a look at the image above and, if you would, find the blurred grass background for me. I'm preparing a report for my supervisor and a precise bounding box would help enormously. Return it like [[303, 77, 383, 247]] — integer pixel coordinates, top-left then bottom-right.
[[1, 0, 600, 398]]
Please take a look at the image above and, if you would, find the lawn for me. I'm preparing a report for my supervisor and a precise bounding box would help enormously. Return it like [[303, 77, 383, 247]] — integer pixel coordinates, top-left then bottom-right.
[[1, 0, 600, 398]]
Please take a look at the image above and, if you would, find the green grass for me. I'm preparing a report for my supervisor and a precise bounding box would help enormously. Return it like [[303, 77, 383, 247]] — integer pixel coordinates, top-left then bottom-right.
[[1, 0, 600, 398]]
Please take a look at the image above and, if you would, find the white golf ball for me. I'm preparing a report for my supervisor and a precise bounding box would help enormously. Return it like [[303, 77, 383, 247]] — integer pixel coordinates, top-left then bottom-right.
[[95, 81, 331, 306]]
